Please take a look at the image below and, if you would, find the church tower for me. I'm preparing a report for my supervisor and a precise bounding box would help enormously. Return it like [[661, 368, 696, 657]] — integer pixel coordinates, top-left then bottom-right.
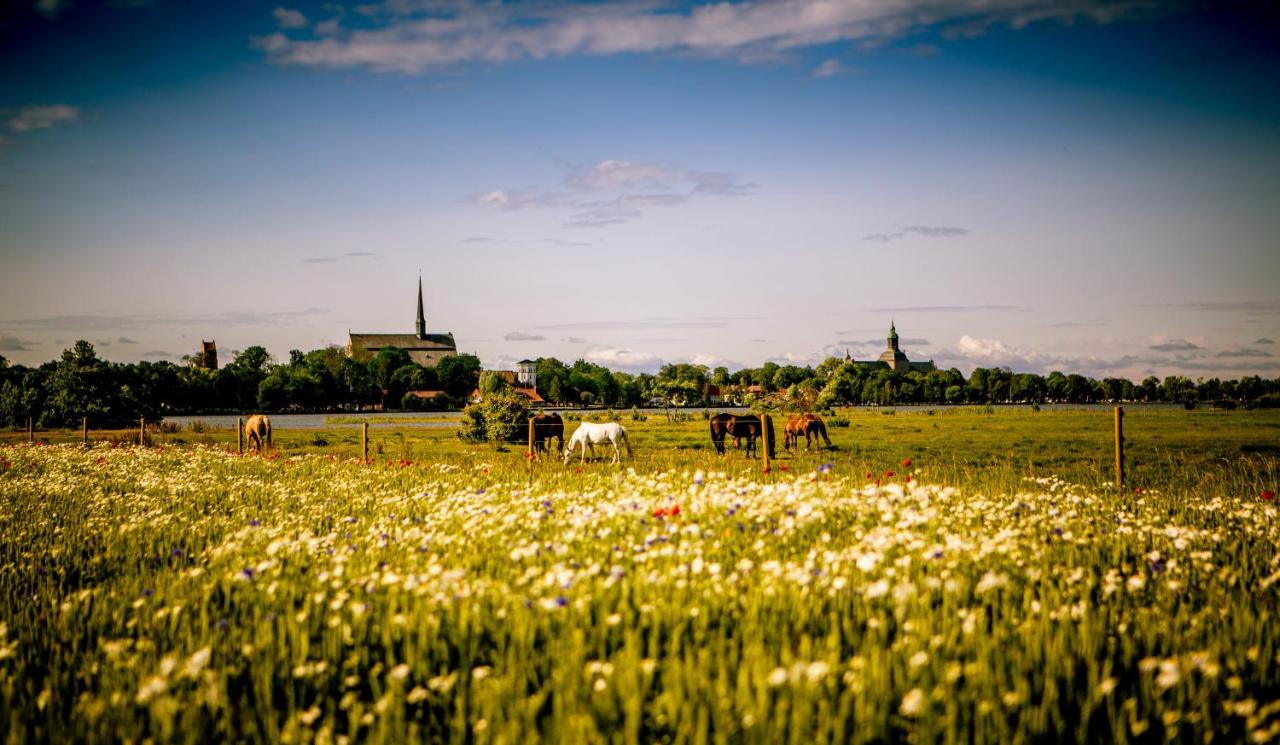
[[415, 275, 426, 340], [878, 320, 909, 371]]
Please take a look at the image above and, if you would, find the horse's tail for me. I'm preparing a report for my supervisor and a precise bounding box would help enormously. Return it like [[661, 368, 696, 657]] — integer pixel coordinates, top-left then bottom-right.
[[765, 416, 776, 459], [266, 418, 272, 449], [621, 427, 633, 457]]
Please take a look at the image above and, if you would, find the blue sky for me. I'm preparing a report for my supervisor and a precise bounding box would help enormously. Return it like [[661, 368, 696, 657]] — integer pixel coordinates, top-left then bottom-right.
[[1, 0, 1278, 378]]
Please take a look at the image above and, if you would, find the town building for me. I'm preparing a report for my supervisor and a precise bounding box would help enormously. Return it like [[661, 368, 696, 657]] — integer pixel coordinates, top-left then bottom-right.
[[516, 359, 537, 388], [845, 322, 936, 373], [347, 277, 458, 366]]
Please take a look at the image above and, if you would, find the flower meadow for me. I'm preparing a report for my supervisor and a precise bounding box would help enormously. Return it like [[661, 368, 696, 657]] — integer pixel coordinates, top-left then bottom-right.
[[1, 443, 1279, 743]]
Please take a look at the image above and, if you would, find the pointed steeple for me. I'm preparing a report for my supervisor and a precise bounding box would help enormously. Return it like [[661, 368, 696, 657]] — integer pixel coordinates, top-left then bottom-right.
[[415, 274, 426, 339], [888, 319, 899, 352]]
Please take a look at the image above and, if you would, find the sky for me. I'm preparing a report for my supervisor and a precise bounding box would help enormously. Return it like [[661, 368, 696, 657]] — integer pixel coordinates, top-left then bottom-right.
[[1, 0, 1279, 379]]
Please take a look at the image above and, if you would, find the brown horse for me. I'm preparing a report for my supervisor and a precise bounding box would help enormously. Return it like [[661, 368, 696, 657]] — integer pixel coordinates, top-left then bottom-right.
[[531, 412, 564, 454], [784, 413, 833, 451], [244, 414, 272, 452], [709, 413, 776, 459]]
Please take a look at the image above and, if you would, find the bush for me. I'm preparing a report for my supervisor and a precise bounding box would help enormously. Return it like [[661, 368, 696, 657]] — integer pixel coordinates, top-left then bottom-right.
[[187, 421, 208, 434], [630, 406, 647, 422], [827, 416, 850, 428], [456, 392, 532, 446]]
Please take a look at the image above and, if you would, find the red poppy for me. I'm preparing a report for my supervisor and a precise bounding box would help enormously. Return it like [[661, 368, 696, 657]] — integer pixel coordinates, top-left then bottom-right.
[[524, 451, 535, 461], [902, 459, 912, 468], [575, 467, 583, 474], [1134, 487, 1144, 494], [884, 470, 895, 478], [763, 466, 771, 474], [483, 467, 489, 474], [670, 504, 680, 516], [779, 465, 788, 472], [905, 476, 912, 484], [1263, 490, 1276, 502], [865, 472, 874, 479]]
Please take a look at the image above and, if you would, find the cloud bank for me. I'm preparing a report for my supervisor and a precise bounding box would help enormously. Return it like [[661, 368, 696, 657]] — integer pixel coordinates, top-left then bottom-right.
[[255, 0, 1178, 75], [475, 159, 754, 227]]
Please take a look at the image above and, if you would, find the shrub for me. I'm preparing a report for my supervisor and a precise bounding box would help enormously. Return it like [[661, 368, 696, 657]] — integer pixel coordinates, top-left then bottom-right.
[[456, 392, 532, 446], [630, 406, 647, 422], [826, 416, 850, 428], [187, 421, 208, 434]]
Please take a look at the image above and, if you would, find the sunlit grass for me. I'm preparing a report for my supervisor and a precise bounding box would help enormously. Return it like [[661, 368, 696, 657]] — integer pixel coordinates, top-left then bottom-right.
[[1, 408, 1278, 742]]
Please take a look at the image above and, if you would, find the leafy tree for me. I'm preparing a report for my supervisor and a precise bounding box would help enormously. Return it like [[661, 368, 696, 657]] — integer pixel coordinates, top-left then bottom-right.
[[43, 341, 118, 426], [437, 354, 482, 399], [478, 370, 511, 397], [456, 391, 531, 446]]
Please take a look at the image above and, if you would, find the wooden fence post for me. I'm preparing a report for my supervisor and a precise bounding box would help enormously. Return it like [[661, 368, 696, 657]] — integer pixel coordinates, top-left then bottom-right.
[[27, 416, 33, 443], [139, 416, 146, 447], [528, 418, 536, 460], [82, 416, 89, 445], [362, 422, 369, 462], [1114, 406, 1125, 488], [761, 413, 772, 473], [237, 417, 244, 455]]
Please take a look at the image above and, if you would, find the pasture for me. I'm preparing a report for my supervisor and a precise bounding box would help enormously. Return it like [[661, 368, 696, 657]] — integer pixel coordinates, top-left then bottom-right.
[[1, 406, 1278, 742]]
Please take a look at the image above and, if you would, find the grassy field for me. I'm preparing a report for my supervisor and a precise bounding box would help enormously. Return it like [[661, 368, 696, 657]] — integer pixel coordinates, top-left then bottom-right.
[[1, 407, 1278, 742]]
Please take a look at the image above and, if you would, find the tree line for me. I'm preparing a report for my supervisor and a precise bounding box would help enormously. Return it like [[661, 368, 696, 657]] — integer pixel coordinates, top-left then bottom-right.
[[2, 340, 1278, 428]]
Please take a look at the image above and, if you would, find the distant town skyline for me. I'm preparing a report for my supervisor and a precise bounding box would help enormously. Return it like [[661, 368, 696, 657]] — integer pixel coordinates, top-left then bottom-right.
[[1, 1, 1278, 378]]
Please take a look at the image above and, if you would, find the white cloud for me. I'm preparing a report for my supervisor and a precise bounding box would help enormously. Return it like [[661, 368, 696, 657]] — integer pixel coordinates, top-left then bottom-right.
[[811, 58, 848, 77], [477, 159, 753, 227], [584, 346, 662, 371], [273, 7, 310, 29], [255, 0, 1172, 75], [504, 331, 546, 341], [956, 335, 1036, 365], [7, 104, 80, 133]]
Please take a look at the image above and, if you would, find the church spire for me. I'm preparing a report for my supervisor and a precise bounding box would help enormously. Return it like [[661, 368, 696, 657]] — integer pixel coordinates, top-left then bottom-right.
[[415, 274, 426, 339], [888, 319, 899, 352]]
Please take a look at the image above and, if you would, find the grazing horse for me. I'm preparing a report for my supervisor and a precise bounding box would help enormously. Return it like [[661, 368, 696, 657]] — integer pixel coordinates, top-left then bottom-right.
[[709, 413, 776, 459], [531, 412, 564, 454], [244, 414, 272, 452], [785, 413, 833, 451], [563, 421, 633, 465]]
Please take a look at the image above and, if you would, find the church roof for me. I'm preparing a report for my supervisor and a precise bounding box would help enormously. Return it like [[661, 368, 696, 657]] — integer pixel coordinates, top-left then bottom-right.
[[349, 332, 457, 350]]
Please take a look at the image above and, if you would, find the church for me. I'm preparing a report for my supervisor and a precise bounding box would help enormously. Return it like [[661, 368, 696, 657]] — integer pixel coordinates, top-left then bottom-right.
[[846, 322, 936, 373], [346, 278, 458, 366]]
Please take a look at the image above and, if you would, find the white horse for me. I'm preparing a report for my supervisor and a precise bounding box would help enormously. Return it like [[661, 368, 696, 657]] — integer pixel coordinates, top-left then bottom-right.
[[563, 421, 633, 465]]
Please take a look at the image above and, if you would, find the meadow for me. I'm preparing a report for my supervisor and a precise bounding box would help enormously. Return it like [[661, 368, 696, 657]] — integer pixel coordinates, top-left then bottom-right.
[[1, 406, 1278, 743]]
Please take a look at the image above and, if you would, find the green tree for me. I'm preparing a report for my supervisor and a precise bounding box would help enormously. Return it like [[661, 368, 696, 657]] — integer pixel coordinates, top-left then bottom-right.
[[437, 355, 482, 399]]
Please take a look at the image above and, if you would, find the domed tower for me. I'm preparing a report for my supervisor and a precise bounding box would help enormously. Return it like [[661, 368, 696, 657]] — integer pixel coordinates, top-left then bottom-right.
[[878, 320, 910, 371]]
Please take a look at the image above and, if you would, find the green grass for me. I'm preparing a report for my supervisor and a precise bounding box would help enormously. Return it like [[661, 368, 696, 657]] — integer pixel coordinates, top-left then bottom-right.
[[1, 407, 1278, 742]]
